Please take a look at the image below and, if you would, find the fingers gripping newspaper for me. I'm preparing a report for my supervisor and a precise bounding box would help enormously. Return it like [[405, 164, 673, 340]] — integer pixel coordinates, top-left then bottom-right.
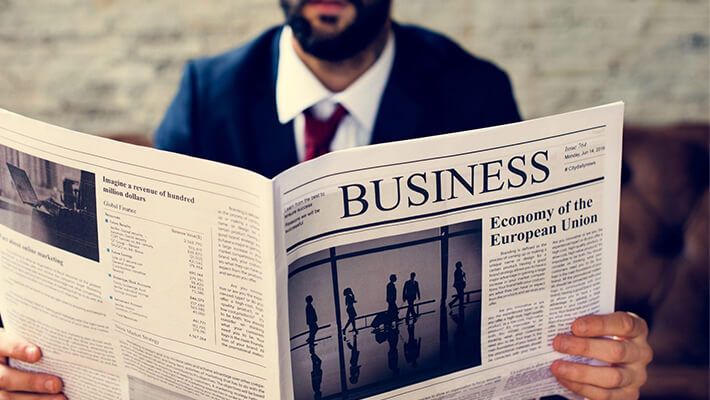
[[0, 103, 623, 400]]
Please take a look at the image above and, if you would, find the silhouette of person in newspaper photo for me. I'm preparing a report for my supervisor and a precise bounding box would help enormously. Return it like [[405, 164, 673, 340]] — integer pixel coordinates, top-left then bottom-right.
[[386, 274, 398, 327], [342, 287, 358, 335], [305, 295, 318, 345], [450, 261, 467, 308], [402, 272, 421, 322]]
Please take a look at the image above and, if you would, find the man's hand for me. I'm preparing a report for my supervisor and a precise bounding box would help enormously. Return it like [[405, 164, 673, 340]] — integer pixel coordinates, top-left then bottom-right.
[[551, 312, 653, 400], [0, 330, 65, 399]]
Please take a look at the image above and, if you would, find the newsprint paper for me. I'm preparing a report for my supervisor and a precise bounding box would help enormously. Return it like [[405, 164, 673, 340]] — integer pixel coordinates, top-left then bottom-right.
[[0, 103, 623, 400]]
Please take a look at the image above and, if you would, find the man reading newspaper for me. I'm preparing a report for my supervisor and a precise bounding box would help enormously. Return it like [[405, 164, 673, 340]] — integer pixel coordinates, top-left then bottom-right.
[[0, 1, 651, 399]]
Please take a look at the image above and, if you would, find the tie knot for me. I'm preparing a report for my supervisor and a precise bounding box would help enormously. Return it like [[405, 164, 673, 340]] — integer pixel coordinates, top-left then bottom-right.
[[303, 103, 349, 161], [326, 103, 348, 125], [306, 103, 348, 126]]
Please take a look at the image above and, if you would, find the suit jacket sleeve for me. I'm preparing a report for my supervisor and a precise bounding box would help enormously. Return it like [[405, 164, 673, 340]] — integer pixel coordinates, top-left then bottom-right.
[[494, 68, 522, 125], [154, 61, 198, 156], [476, 62, 522, 126]]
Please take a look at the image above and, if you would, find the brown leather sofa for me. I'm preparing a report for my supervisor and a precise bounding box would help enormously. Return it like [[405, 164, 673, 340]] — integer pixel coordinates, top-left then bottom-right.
[[618, 124, 709, 399]]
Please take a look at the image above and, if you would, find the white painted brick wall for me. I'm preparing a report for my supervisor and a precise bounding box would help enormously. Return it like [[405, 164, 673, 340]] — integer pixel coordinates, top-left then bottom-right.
[[0, 0, 707, 137]]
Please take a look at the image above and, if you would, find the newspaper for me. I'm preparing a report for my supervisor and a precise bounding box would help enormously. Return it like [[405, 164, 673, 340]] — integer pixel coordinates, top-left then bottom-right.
[[0, 102, 623, 400]]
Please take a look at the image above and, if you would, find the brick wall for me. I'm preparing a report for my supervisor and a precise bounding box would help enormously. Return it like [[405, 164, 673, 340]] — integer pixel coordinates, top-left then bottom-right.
[[0, 0, 707, 137]]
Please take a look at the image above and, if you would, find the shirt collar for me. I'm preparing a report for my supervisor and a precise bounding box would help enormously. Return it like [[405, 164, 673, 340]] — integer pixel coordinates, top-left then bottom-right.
[[276, 25, 395, 133]]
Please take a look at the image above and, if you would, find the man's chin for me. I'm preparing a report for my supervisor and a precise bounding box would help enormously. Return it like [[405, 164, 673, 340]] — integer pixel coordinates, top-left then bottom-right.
[[306, 26, 348, 42], [302, 10, 356, 35], [287, 0, 390, 62]]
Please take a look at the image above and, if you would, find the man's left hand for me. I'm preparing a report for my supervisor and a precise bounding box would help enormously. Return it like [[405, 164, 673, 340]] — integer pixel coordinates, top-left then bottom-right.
[[551, 311, 653, 400]]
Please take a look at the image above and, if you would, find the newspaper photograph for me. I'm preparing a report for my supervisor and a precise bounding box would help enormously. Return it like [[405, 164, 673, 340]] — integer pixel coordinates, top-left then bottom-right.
[[0, 102, 623, 400], [0, 145, 99, 261], [286, 219, 483, 399]]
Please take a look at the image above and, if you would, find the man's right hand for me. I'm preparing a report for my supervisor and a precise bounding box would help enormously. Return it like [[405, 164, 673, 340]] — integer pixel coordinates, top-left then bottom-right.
[[0, 330, 65, 399]]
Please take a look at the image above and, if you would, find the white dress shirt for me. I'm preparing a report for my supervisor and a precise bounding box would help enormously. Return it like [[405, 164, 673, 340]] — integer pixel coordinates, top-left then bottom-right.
[[276, 25, 395, 162]]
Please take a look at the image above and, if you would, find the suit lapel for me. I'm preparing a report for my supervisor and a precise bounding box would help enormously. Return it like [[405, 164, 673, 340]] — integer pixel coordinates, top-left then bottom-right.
[[371, 24, 428, 145], [371, 78, 423, 145]]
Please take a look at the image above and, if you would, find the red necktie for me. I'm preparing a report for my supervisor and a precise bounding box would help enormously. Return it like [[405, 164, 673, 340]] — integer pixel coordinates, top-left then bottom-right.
[[303, 104, 348, 161]]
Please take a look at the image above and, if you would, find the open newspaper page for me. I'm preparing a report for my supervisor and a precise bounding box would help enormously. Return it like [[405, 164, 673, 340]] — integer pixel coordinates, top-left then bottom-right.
[[0, 109, 281, 399], [273, 103, 624, 400]]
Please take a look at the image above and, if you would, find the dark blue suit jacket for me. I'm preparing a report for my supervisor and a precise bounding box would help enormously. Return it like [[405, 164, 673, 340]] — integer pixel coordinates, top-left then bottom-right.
[[154, 24, 521, 178]]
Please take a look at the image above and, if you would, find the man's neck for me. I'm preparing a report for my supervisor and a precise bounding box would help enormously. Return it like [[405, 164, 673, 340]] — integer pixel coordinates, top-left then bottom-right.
[[292, 21, 391, 93]]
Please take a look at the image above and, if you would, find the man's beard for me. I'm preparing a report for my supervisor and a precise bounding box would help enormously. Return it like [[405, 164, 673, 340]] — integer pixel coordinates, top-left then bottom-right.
[[281, 0, 391, 62]]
